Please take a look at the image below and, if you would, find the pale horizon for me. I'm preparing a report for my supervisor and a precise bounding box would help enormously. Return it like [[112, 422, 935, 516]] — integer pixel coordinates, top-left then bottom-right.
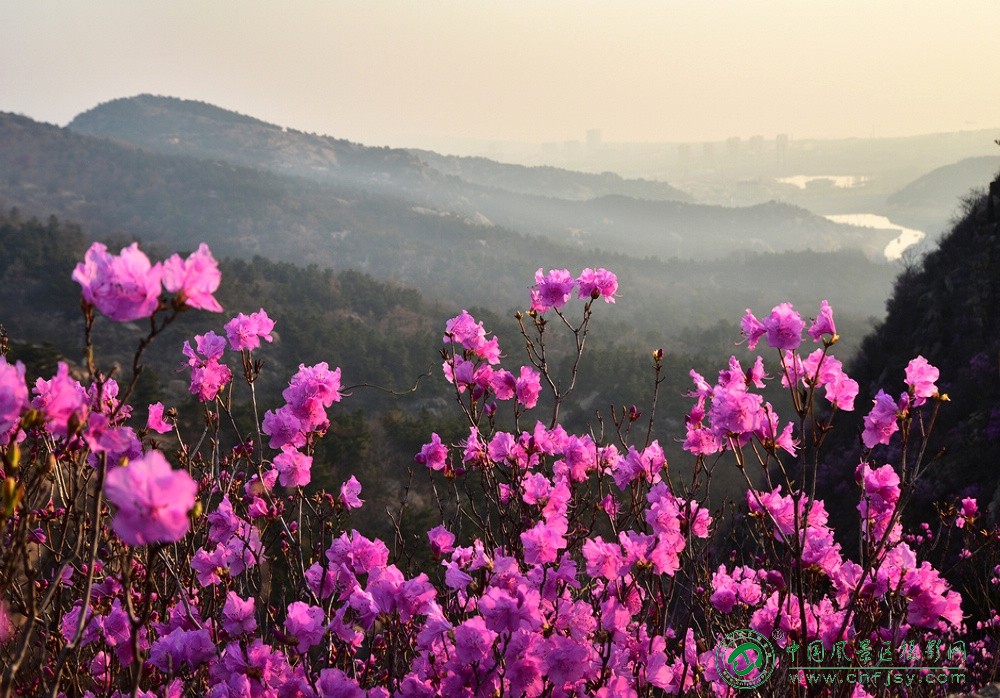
[[3, 1, 999, 155]]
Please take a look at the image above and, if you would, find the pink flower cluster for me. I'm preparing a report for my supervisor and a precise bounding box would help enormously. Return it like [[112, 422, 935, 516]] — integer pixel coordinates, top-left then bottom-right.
[[262, 362, 342, 487], [104, 451, 198, 546], [530, 267, 618, 313], [2, 254, 993, 696], [73, 242, 221, 321], [862, 356, 941, 449], [440, 310, 541, 413], [683, 355, 799, 457]]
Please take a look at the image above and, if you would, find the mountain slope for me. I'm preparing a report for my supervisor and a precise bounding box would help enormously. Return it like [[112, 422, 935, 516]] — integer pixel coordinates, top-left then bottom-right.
[[886, 155, 1000, 234], [68, 95, 893, 260], [0, 109, 900, 353], [825, 191, 1000, 520], [408, 149, 692, 202]]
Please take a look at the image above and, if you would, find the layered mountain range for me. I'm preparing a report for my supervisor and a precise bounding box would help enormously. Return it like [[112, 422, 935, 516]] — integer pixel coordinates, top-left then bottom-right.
[[1, 96, 906, 340]]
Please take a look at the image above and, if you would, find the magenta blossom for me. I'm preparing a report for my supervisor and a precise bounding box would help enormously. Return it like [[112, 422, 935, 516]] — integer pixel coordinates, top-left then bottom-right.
[[530, 268, 575, 312], [415, 433, 449, 471], [162, 243, 222, 312], [0, 358, 28, 443], [339, 475, 363, 509], [273, 448, 312, 488], [32, 362, 89, 439], [904, 356, 939, 406], [222, 592, 257, 636], [282, 362, 342, 430], [225, 308, 275, 351], [182, 334, 232, 402], [741, 309, 766, 350], [515, 366, 542, 409], [577, 268, 618, 303], [762, 303, 805, 351], [284, 602, 327, 653], [103, 450, 198, 546], [808, 300, 837, 342], [862, 390, 900, 449], [146, 402, 173, 434], [72, 242, 163, 322], [427, 525, 456, 558]]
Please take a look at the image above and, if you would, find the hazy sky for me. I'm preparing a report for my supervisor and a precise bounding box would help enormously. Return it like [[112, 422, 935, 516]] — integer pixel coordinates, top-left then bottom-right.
[[3, 1, 999, 151]]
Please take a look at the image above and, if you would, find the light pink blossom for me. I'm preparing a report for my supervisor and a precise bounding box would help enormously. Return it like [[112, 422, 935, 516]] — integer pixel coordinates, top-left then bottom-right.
[[162, 243, 222, 312], [72, 242, 163, 322], [103, 451, 198, 546]]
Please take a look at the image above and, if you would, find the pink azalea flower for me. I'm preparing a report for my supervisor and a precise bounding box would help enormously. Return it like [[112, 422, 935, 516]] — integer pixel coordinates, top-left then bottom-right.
[[538, 634, 597, 688], [317, 669, 365, 698], [415, 432, 449, 471], [426, 525, 455, 558], [520, 516, 568, 565], [862, 389, 900, 448], [273, 447, 312, 487], [709, 383, 763, 437], [261, 405, 306, 451], [282, 362, 342, 430], [576, 267, 618, 302], [182, 334, 232, 402], [442, 310, 486, 349], [762, 302, 805, 351], [339, 475, 363, 509], [808, 299, 837, 341], [741, 309, 767, 350], [32, 362, 89, 438], [0, 357, 28, 443], [490, 368, 517, 400], [162, 243, 222, 312], [956, 497, 978, 528], [224, 308, 275, 351], [284, 602, 327, 653], [103, 450, 198, 546], [683, 424, 723, 456], [222, 592, 257, 636], [825, 371, 859, 411], [454, 616, 497, 665], [72, 242, 163, 322], [904, 355, 940, 406], [583, 536, 627, 580], [530, 268, 575, 312], [515, 366, 542, 409], [146, 402, 173, 434], [84, 413, 141, 460]]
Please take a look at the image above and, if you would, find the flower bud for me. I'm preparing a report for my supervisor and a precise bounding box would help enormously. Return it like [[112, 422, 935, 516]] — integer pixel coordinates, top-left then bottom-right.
[[2, 476, 22, 518], [2, 443, 19, 472]]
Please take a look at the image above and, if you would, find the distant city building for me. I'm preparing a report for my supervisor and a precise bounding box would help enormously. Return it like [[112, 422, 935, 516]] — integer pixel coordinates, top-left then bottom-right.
[[776, 133, 789, 168], [726, 136, 741, 157], [703, 142, 715, 160], [586, 129, 602, 148]]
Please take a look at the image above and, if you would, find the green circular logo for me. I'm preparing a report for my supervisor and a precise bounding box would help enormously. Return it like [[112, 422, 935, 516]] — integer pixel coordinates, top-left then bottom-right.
[[714, 628, 776, 690]]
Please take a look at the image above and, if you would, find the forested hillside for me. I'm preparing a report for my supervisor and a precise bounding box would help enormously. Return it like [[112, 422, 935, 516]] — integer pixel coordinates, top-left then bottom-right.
[[0, 110, 899, 353], [66, 96, 894, 260], [820, 189, 1000, 525]]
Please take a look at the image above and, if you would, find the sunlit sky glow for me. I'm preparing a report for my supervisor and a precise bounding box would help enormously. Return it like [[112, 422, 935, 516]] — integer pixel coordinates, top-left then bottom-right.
[[3, 1, 999, 152]]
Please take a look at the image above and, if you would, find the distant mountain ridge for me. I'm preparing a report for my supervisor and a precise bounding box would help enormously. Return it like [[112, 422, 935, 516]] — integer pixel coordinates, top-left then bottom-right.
[[66, 94, 893, 260], [408, 149, 693, 203], [0, 107, 898, 348], [886, 155, 1000, 234]]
